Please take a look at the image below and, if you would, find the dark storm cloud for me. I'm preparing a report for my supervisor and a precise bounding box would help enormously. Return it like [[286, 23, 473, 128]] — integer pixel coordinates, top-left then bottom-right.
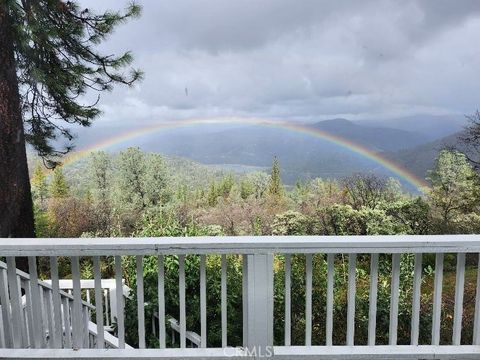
[[80, 0, 480, 125]]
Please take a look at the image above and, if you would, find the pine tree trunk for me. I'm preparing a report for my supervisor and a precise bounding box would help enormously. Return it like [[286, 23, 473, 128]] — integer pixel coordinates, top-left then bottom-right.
[[0, 4, 35, 243]]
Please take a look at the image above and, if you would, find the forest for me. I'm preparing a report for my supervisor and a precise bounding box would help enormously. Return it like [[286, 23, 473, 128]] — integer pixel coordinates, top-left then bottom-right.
[[31, 147, 480, 239]]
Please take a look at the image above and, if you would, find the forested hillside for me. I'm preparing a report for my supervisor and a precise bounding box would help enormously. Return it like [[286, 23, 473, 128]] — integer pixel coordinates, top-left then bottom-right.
[[30, 147, 480, 238]]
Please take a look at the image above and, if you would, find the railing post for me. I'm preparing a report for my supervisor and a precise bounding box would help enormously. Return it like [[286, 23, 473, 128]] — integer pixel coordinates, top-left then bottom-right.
[[243, 253, 274, 358]]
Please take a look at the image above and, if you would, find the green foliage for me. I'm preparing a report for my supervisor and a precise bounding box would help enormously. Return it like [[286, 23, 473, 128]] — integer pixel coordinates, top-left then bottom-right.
[[49, 167, 69, 198], [268, 157, 284, 197], [219, 174, 235, 198], [207, 181, 218, 207], [247, 171, 270, 199], [33, 204, 49, 237], [239, 177, 254, 199], [318, 205, 400, 235], [9, 0, 142, 164], [116, 147, 147, 209], [123, 254, 242, 347], [134, 209, 219, 237], [272, 210, 308, 235], [384, 197, 431, 234], [31, 163, 48, 207], [115, 148, 169, 211], [88, 151, 111, 205], [427, 150, 480, 233]]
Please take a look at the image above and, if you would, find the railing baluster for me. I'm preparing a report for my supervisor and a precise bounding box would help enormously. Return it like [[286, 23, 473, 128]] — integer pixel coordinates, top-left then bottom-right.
[[82, 306, 89, 347], [50, 257, 63, 348], [23, 278, 35, 348], [114, 255, 125, 349], [411, 253, 422, 345], [305, 254, 312, 346], [6, 257, 22, 348], [200, 255, 207, 348], [474, 253, 480, 345], [326, 254, 334, 346], [432, 253, 444, 345], [136, 255, 146, 349], [453, 252, 466, 345], [93, 256, 104, 349], [44, 289, 55, 348], [28, 256, 44, 348], [347, 253, 356, 346], [368, 253, 379, 346], [158, 255, 166, 349], [71, 256, 83, 349], [63, 297, 72, 348], [18, 276, 28, 344], [389, 253, 401, 345], [221, 254, 227, 348], [39, 287, 47, 342], [285, 254, 292, 346], [0, 268, 12, 348], [179, 254, 186, 348]]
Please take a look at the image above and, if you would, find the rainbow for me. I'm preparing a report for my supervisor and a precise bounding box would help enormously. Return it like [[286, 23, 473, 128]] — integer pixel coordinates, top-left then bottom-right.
[[61, 117, 429, 191]]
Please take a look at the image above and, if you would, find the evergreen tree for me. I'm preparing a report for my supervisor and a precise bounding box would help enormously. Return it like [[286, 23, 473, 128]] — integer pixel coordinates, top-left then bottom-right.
[[0, 1, 142, 237], [208, 181, 218, 207], [50, 167, 69, 199], [268, 157, 284, 197], [31, 163, 49, 208]]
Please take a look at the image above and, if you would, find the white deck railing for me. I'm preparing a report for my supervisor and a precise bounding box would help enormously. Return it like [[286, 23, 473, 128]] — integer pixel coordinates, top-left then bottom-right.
[[1, 235, 480, 358]]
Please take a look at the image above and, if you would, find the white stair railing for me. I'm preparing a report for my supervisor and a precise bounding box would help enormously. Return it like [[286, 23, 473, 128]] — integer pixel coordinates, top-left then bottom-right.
[[44, 278, 130, 332], [46, 278, 201, 347], [0, 261, 121, 350]]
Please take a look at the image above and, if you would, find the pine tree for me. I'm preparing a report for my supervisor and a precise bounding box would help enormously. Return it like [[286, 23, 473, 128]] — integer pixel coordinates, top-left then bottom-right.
[[50, 167, 69, 199], [268, 157, 284, 197], [31, 164, 49, 208], [208, 181, 218, 207], [0, 1, 142, 237]]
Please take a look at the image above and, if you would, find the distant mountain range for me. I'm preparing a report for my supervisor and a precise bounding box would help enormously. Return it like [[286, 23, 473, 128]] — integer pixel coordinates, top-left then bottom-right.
[[389, 131, 474, 180], [357, 114, 467, 141], [47, 114, 471, 190]]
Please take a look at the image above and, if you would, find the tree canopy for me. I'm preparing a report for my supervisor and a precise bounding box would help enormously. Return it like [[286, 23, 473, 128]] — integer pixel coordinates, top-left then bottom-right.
[[8, 0, 142, 165]]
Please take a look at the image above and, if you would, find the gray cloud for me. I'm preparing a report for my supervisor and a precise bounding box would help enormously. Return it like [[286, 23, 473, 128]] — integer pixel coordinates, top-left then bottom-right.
[[79, 0, 480, 126]]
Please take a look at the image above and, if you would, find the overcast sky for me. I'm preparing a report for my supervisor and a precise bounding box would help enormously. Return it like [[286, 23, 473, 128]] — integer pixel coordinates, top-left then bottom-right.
[[80, 0, 480, 126]]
